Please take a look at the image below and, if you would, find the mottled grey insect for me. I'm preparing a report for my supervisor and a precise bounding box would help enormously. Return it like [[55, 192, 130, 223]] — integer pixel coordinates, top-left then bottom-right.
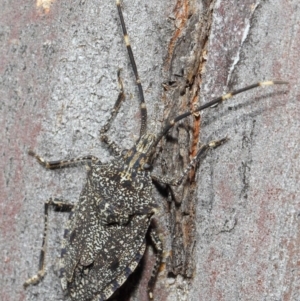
[[24, 0, 287, 300]]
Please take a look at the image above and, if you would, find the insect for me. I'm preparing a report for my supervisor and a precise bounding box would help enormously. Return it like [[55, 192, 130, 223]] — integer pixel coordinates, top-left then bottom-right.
[[23, 0, 288, 300]]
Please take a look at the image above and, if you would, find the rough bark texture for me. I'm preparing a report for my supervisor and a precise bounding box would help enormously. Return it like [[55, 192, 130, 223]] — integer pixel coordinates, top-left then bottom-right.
[[1, 1, 299, 301]]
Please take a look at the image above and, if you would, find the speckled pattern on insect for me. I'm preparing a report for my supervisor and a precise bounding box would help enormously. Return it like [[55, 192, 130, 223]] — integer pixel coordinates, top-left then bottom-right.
[[23, 0, 287, 300]]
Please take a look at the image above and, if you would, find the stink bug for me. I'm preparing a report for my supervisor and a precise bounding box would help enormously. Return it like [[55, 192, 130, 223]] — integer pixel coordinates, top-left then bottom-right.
[[23, 0, 288, 300]]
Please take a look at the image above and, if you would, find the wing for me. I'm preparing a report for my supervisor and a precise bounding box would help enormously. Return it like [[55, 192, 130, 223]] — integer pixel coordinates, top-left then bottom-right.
[[69, 215, 149, 301], [95, 238, 147, 301], [59, 192, 151, 301], [59, 189, 105, 290]]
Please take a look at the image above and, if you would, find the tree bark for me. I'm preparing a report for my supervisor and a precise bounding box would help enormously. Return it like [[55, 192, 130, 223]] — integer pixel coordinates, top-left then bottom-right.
[[1, 1, 299, 301]]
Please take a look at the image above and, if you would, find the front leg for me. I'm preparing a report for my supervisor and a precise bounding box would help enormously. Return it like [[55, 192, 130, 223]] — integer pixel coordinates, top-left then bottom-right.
[[100, 69, 125, 157], [152, 137, 228, 186]]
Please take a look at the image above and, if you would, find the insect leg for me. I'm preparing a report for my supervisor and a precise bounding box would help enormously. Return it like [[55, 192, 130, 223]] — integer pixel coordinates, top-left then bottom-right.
[[24, 198, 74, 288], [148, 225, 163, 300], [100, 135, 123, 157], [100, 69, 126, 157], [151, 137, 228, 186], [28, 150, 98, 169]]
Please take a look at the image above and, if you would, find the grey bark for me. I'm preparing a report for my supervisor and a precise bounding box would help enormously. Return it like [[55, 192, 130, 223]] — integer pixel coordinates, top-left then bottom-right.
[[1, 1, 299, 301]]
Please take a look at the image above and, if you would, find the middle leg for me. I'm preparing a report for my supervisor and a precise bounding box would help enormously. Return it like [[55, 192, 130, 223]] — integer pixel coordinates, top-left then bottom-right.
[[147, 222, 163, 299], [28, 150, 98, 170]]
